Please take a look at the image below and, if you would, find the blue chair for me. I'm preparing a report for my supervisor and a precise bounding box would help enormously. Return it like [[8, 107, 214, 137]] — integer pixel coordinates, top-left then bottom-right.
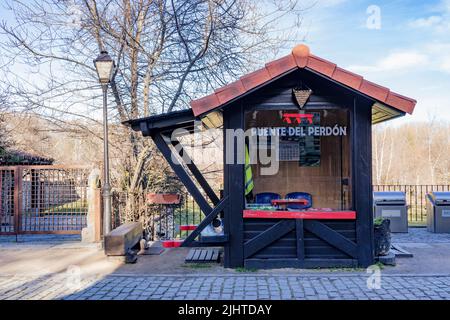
[[285, 192, 312, 210], [254, 192, 281, 205]]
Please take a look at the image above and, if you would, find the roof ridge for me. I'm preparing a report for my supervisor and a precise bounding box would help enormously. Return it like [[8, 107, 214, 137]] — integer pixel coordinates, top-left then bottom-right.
[[190, 44, 416, 117]]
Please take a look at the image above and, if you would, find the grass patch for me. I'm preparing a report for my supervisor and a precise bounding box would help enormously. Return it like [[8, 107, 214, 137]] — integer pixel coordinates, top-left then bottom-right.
[[41, 200, 87, 214], [182, 263, 212, 269], [327, 267, 365, 272], [235, 267, 258, 273]]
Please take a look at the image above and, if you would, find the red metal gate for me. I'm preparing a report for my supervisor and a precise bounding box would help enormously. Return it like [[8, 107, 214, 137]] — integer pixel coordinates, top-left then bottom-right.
[[0, 166, 89, 235]]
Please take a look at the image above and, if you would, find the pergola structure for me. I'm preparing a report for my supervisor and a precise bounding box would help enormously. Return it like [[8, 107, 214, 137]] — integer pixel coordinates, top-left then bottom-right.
[[125, 45, 416, 269]]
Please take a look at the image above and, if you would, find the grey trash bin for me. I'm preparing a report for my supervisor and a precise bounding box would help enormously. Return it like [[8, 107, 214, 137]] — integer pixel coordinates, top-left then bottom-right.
[[426, 192, 450, 233], [373, 192, 408, 233]]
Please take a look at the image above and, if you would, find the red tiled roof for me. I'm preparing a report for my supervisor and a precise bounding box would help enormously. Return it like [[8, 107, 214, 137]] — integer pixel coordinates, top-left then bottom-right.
[[190, 44, 417, 117]]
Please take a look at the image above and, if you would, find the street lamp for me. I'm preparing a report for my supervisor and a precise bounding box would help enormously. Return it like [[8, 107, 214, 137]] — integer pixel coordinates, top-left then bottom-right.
[[94, 50, 115, 235]]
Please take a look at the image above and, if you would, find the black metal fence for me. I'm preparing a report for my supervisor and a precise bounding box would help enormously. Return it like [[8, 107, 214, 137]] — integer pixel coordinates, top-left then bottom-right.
[[112, 191, 204, 241], [111, 185, 450, 239], [373, 185, 450, 225]]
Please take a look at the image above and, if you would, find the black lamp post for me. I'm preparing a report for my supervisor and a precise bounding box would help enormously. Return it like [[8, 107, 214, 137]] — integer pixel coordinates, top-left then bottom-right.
[[93, 50, 115, 235]]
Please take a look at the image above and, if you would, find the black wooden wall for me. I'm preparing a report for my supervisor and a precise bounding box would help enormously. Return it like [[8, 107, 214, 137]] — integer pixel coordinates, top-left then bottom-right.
[[222, 68, 374, 268], [243, 219, 358, 269]]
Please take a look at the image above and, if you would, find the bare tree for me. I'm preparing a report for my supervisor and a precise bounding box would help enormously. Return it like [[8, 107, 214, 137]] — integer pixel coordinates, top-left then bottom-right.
[[0, 88, 13, 153], [373, 119, 450, 185], [0, 0, 307, 227]]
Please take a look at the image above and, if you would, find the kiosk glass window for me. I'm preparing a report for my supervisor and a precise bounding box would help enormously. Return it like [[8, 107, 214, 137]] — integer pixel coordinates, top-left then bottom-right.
[[245, 108, 352, 210]]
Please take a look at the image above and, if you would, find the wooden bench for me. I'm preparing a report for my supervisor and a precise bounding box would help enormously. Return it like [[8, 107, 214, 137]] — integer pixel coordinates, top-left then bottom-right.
[[104, 222, 143, 256]]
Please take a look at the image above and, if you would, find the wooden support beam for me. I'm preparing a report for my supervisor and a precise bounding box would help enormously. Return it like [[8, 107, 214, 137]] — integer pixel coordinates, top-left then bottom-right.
[[352, 98, 374, 266], [243, 220, 295, 259], [223, 103, 245, 268], [171, 139, 220, 205], [153, 131, 227, 248], [304, 220, 358, 258], [296, 219, 305, 260], [152, 133, 212, 215], [181, 196, 229, 247]]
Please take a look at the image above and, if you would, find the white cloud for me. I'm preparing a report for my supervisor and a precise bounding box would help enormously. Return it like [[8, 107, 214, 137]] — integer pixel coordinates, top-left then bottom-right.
[[347, 52, 429, 73], [347, 46, 450, 75], [424, 42, 450, 73], [441, 57, 450, 73], [438, 0, 450, 12], [407, 0, 450, 32], [408, 15, 443, 28]]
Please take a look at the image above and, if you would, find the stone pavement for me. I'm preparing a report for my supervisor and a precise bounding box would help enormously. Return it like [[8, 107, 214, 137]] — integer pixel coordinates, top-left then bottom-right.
[[392, 227, 450, 243], [2, 229, 450, 300], [1, 273, 450, 300]]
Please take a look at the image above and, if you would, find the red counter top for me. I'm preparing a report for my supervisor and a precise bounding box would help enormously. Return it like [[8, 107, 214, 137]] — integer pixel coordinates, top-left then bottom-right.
[[243, 210, 356, 220]]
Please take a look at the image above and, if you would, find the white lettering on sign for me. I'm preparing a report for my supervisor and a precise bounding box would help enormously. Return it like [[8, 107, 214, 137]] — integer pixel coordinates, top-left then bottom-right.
[[251, 126, 347, 137]]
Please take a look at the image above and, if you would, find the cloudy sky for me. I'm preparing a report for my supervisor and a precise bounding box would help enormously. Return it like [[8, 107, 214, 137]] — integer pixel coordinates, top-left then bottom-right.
[[292, 0, 450, 124], [1, 0, 448, 125]]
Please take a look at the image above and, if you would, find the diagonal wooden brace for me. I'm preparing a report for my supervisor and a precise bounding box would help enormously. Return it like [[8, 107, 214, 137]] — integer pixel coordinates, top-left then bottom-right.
[[243, 220, 296, 258], [304, 220, 358, 258], [152, 133, 212, 215], [181, 196, 229, 247], [171, 139, 220, 205]]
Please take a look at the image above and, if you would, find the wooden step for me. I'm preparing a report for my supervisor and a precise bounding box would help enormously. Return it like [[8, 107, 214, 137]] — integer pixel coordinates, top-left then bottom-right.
[[185, 248, 221, 263]]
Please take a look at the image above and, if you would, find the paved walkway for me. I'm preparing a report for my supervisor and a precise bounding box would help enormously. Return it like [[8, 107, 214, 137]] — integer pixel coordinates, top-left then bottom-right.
[[1, 273, 450, 300], [1, 229, 450, 300], [392, 227, 450, 243]]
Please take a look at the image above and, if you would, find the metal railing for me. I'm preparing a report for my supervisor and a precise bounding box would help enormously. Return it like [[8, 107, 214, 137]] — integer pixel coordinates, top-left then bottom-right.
[[373, 184, 450, 225], [112, 191, 204, 241], [0, 166, 90, 234]]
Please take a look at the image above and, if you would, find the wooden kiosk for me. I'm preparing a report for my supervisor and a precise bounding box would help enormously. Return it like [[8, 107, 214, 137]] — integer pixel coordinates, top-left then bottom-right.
[[125, 45, 416, 269]]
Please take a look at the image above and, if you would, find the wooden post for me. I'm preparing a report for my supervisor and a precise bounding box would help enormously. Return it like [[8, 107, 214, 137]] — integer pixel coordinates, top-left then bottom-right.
[[223, 102, 245, 268], [352, 98, 374, 267]]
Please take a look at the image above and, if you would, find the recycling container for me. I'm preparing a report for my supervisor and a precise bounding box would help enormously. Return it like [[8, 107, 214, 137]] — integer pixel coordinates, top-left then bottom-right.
[[373, 191, 408, 233], [426, 192, 450, 233]]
